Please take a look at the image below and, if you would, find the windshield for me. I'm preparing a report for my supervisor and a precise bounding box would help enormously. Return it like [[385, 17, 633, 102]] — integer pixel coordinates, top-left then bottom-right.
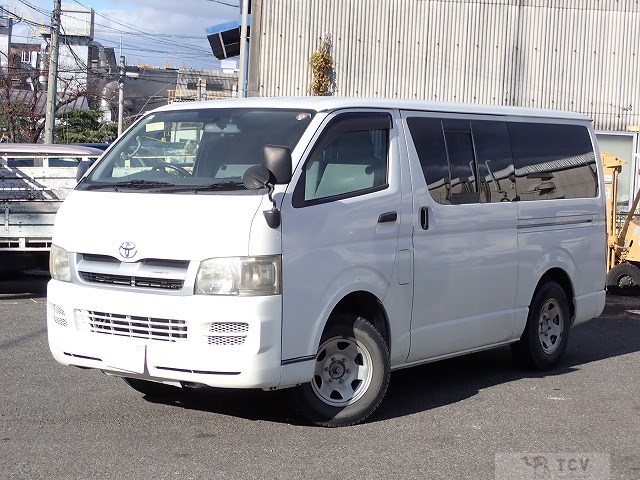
[[79, 108, 315, 192]]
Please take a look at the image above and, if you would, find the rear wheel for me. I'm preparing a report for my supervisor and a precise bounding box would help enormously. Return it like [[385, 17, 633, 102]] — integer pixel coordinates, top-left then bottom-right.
[[122, 377, 181, 398], [294, 314, 390, 427], [511, 282, 570, 370], [606, 262, 640, 294]]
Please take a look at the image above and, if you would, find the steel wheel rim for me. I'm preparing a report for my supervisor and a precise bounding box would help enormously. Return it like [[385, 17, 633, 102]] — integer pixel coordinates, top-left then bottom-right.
[[312, 335, 374, 407], [537, 298, 563, 354], [617, 274, 635, 287]]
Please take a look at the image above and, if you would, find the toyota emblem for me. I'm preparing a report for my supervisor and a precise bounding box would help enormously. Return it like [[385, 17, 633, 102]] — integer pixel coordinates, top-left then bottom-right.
[[119, 242, 137, 259]]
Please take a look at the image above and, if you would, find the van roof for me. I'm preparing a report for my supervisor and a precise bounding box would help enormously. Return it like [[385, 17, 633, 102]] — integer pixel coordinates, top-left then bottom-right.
[[154, 96, 592, 122], [0, 143, 104, 156]]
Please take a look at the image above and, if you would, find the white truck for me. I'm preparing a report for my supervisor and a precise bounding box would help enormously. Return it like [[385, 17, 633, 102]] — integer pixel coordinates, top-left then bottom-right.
[[0, 144, 102, 271]]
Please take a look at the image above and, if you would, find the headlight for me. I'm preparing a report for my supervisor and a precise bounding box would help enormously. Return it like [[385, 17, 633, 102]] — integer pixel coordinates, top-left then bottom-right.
[[195, 256, 281, 296], [50, 244, 71, 282]]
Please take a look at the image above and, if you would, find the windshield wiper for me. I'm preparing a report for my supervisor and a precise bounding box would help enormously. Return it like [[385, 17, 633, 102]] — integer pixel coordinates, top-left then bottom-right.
[[81, 180, 175, 191], [159, 181, 247, 193], [194, 181, 246, 192]]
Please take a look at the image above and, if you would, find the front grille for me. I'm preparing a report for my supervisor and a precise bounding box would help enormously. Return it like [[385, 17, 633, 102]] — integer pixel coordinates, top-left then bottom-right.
[[206, 322, 248, 346], [207, 336, 246, 346], [80, 272, 184, 290], [76, 310, 187, 342], [208, 322, 249, 334]]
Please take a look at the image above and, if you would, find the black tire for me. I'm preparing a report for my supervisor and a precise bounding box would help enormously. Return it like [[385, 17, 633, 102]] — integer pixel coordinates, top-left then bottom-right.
[[293, 314, 390, 427], [511, 282, 570, 371], [122, 377, 181, 398], [606, 262, 640, 295]]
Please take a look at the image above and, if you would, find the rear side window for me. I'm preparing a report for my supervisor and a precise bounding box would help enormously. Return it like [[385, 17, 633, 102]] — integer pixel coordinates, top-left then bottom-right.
[[6, 157, 41, 167], [442, 119, 479, 204], [406, 117, 450, 204], [472, 120, 516, 202], [508, 122, 598, 200], [407, 115, 597, 204]]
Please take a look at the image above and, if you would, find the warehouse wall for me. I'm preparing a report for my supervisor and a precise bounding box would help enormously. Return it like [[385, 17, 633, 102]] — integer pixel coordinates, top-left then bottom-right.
[[248, 0, 640, 131]]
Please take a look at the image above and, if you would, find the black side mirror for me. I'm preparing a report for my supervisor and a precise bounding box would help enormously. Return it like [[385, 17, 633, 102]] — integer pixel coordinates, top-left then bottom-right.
[[241, 145, 292, 230], [76, 159, 96, 181], [262, 145, 292, 184]]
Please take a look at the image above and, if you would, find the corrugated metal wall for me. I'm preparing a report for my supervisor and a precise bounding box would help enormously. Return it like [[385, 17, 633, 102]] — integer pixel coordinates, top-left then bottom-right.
[[248, 0, 640, 131]]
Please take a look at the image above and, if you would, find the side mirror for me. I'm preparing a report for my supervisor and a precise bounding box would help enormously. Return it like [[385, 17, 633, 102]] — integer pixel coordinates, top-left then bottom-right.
[[76, 159, 96, 181], [262, 145, 292, 184], [241, 145, 292, 230], [242, 164, 281, 229]]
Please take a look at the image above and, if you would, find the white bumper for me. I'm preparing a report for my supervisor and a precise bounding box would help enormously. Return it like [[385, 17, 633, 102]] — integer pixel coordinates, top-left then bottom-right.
[[47, 279, 284, 389]]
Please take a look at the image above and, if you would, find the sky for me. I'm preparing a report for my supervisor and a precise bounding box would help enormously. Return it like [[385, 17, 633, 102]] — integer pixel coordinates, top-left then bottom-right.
[[1, 0, 240, 70]]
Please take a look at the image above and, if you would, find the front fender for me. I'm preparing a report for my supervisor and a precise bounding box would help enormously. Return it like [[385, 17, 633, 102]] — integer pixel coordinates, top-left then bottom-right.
[[305, 266, 389, 357]]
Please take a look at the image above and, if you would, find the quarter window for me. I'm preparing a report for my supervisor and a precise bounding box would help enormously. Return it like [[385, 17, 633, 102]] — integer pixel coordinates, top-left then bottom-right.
[[508, 122, 598, 200]]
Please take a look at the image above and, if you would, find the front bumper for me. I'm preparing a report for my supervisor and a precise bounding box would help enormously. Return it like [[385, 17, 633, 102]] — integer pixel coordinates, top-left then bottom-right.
[[47, 279, 284, 389]]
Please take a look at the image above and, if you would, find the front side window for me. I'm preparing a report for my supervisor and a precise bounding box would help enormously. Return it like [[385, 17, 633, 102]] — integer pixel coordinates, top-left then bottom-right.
[[294, 112, 391, 207], [304, 129, 388, 202], [48, 156, 84, 167], [79, 108, 314, 192]]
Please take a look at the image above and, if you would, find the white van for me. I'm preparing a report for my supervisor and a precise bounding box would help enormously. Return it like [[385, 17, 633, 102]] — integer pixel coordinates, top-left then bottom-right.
[[47, 98, 606, 427]]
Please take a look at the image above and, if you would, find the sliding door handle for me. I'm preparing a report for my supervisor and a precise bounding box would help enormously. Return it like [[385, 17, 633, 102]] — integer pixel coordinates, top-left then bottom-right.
[[420, 207, 429, 230]]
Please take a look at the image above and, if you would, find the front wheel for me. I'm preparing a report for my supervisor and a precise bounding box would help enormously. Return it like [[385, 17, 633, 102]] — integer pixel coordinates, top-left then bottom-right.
[[511, 282, 571, 370], [294, 314, 390, 427]]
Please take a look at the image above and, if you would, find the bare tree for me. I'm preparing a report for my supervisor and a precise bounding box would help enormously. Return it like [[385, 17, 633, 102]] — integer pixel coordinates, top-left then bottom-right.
[[0, 52, 97, 142]]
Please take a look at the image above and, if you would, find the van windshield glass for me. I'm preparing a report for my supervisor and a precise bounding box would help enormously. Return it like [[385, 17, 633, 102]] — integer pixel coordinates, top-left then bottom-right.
[[79, 108, 315, 192]]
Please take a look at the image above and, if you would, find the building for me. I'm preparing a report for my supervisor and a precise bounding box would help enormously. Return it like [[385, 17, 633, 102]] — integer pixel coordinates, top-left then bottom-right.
[[169, 70, 238, 103], [40, 4, 117, 106], [247, 0, 639, 206]]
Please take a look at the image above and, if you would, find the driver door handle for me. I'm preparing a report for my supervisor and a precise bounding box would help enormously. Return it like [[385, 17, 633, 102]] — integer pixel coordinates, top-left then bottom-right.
[[378, 211, 398, 223]]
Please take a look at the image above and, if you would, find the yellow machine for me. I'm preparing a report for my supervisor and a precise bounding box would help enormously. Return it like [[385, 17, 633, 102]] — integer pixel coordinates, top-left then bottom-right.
[[603, 152, 640, 292]]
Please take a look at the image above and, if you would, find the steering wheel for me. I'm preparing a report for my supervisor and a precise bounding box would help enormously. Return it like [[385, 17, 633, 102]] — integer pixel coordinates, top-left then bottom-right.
[[150, 163, 191, 177]]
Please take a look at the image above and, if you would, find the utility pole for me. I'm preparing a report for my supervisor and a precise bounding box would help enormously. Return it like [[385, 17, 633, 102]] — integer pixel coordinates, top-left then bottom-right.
[[196, 77, 204, 101], [238, 0, 249, 98], [43, 0, 61, 144], [118, 55, 124, 136], [117, 57, 139, 135]]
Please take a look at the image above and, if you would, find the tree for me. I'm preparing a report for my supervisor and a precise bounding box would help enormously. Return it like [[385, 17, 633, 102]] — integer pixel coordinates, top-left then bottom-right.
[[55, 106, 117, 143], [0, 52, 102, 143], [0, 58, 46, 142], [309, 35, 335, 96]]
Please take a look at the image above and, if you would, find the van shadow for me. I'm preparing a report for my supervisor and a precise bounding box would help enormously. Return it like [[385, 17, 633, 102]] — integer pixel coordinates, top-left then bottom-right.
[[145, 295, 640, 426]]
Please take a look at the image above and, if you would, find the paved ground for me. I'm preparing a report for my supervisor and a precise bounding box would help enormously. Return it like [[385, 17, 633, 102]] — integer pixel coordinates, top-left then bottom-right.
[[0, 273, 638, 479]]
